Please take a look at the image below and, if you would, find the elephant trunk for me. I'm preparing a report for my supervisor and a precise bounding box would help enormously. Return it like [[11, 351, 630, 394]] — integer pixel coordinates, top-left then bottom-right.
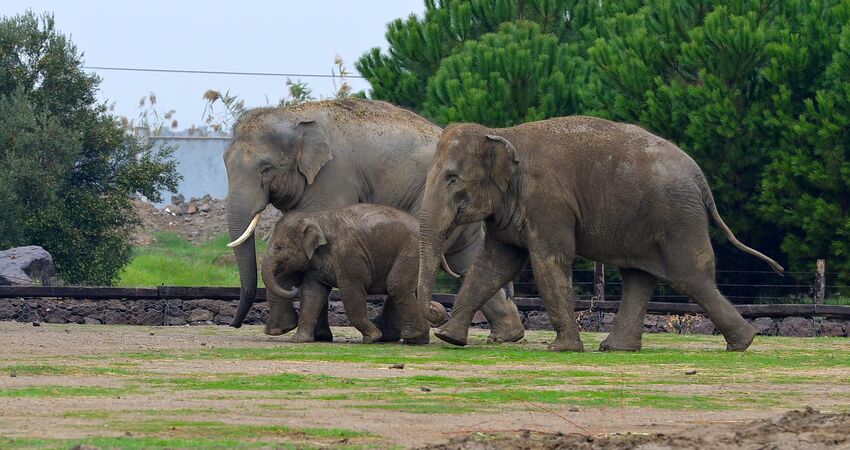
[[228, 196, 262, 327], [261, 256, 301, 300], [417, 200, 450, 326]]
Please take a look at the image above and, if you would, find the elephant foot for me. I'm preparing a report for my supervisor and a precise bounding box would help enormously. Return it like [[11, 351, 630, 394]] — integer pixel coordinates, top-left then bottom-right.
[[725, 326, 756, 352], [434, 328, 468, 347], [547, 334, 584, 352], [401, 323, 431, 345], [314, 327, 334, 342], [372, 317, 402, 343], [265, 323, 296, 336], [361, 329, 383, 344], [486, 316, 525, 344], [403, 333, 430, 345], [290, 330, 315, 343], [599, 334, 642, 352]]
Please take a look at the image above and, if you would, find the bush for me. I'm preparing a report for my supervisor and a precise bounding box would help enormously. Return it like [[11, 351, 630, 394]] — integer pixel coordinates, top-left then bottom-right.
[[0, 12, 179, 285]]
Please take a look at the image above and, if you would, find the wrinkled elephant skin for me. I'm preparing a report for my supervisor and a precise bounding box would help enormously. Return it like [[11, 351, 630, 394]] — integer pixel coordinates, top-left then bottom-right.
[[416, 117, 783, 352]]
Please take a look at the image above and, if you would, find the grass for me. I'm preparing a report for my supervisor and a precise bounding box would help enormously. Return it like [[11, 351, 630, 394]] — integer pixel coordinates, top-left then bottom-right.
[[3, 327, 849, 448], [118, 232, 266, 287]]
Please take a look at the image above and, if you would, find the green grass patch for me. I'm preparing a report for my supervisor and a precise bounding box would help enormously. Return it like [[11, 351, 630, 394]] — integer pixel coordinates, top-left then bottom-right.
[[0, 385, 131, 398], [118, 232, 267, 287]]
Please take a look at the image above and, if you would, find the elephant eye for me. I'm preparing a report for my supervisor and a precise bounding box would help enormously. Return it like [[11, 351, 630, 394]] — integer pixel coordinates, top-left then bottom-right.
[[446, 174, 458, 185]]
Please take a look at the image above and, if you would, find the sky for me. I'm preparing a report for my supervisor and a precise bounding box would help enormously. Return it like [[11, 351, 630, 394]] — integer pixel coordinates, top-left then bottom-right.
[[0, 0, 424, 132]]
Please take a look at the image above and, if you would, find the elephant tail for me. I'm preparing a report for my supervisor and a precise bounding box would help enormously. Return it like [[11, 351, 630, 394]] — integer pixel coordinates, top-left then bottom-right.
[[699, 179, 785, 274]]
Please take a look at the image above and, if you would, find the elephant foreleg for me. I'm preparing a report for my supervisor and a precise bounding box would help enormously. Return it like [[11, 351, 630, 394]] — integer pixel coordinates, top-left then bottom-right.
[[435, 238, 528, 346], [290, 277, 332, 343], [446, 242, 525, 343]]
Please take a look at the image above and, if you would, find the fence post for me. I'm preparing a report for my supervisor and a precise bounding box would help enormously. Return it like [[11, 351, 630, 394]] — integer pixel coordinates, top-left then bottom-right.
[[814, 259, 826, 305], [594, 262, 605, 302]]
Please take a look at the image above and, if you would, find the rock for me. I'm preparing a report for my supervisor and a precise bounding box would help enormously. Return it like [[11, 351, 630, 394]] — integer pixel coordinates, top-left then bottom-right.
[[202, 194, 212, 204], [217, 304, 237, 318], [752, 317, 777, 336], [104, 310, 130, 325], [389, 363, 405, 369], [83, 317, 102, 325], [171, 194, 185, 206], [569, 405, 580, 412], [0, 302, 17, 320], [187, 203, 199, 215], [43, 308, 71, 324], [817, 320, 846, 337], [133, 309, 164, 326], [778, 317, 816, 337], [188, 309, 213, 322], [0, 246, 56, 286], [167, 316, 187, 326], [198, 203, 211, 213], [213, 314, 233, 325], [524, 311, 552, 331]]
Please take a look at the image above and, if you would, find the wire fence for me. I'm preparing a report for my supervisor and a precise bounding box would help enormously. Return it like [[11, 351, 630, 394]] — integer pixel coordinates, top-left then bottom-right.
[[435, 262, 849, 306]]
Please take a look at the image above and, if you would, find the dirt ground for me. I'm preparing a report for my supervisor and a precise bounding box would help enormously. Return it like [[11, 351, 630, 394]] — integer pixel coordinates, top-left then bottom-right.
[[0, 322, 849, 449]]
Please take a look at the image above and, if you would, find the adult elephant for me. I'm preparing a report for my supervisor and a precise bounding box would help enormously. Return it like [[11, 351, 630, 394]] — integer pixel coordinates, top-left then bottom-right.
[[224, 98, 524, 343], [416, 117, 784, 352]]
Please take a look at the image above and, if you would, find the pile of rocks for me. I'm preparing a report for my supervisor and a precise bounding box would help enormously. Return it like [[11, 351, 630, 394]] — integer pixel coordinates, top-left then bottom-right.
[[133, 195, 281, 245]]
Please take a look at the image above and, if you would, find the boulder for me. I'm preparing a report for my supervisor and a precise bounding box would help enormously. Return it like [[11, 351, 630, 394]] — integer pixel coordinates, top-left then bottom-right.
[[171, 193, 185, 206], [188, 308, 214, 322], [752, 317, 778, 336], [817, 320, 846, 337], [778, 316, 816, 337], [0, 246, 56, 286]]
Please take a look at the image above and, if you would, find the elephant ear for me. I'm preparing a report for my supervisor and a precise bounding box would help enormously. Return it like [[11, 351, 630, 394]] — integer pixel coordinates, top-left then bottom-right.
[[484, 134, 520, 192], [300, 219, 328, 260], [295, 120, 333, 185]]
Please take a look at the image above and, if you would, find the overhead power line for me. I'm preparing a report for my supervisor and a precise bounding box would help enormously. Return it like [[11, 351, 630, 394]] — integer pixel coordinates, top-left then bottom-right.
[[82, 66, 365, 79]]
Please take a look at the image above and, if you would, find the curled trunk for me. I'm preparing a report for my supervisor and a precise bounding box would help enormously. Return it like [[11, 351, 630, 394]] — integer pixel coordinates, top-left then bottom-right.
[[261, 257, 300, 299]]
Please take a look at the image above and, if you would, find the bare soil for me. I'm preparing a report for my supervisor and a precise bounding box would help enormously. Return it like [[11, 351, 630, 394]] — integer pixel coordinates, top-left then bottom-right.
[[1, 323, 849, 448], [423, 408, 850, 449]]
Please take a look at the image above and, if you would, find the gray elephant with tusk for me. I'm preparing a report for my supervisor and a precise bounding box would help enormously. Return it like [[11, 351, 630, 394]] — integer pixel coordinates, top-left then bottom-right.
[[417, 117, 784, 353], [224, 98, 524, 343], [261, 204, 448, 344]]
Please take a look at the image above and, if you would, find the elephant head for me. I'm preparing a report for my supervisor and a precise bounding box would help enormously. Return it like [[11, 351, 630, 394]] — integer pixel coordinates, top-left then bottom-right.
[[417, 124, 519, 317], [225, 111, 333, 327], [260, 215, 328, 334]]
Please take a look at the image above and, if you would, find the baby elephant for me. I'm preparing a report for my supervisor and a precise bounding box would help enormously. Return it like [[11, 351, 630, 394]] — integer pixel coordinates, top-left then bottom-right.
[[262, 204, 446, 344]]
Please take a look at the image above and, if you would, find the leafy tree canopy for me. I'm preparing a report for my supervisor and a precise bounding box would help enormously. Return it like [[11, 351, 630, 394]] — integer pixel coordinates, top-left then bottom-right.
[[0, 12, 179, 285]]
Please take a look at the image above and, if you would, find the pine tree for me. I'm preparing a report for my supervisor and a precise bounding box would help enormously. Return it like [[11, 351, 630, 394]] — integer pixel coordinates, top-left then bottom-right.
[[424, 21, 586, 127], [356, 0, 641, 111]]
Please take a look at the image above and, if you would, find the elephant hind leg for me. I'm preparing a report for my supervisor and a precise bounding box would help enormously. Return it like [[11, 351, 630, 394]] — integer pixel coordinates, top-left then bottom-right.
[[600, 268, 658, 352], [673, 280, 755, 351], [662, 243, 754, 351]]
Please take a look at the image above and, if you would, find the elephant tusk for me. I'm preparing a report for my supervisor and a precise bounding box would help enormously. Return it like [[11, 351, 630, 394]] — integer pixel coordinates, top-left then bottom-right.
[[441, 255, 461, 279], [227, 213, 261, 248]]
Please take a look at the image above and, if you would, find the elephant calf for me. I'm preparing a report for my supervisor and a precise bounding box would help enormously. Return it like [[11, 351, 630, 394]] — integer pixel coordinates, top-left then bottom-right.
[[262, 204, 446, 344]]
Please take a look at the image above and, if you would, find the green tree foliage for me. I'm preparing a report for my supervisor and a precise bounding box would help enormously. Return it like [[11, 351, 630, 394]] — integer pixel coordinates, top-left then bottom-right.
[[0, 12, 179, 285], [360, 0, 850, 282], [424, 21, 586, 127], [356, 0, 641, 110]]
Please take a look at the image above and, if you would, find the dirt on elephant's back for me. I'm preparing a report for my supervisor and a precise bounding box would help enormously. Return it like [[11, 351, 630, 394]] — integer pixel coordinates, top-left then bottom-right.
[[420, 407, 850, 450]]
